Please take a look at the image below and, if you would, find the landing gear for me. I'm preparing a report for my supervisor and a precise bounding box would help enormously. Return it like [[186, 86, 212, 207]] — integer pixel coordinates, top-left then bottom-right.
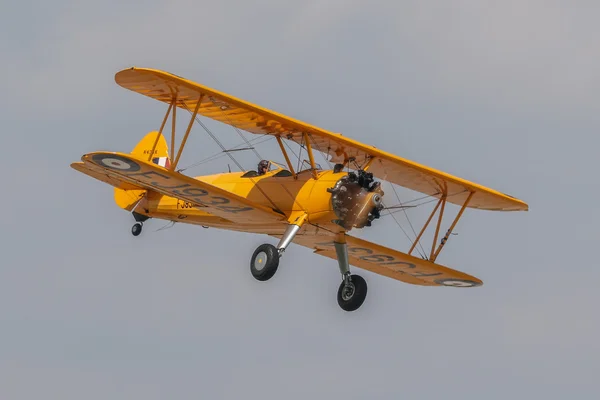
[[131, 222, 143, 236], [337, 273, 367, 311], [250, 244, 279, 281], [249, 223, 368, 312], [334, 239, 367, 311], [250, 219, 303, 282], [131, 211, 149, 237]]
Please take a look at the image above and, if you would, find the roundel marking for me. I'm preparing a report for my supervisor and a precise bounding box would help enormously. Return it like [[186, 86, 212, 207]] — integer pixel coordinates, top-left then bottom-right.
[[91, 154, 140, 172], [102, 158, 131, 169], [435, 278, 481, 287]]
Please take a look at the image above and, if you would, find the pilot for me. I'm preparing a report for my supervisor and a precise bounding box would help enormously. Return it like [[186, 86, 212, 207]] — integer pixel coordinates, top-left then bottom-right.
[[333, 163, 344, 173], [257, 160, 270, 175]]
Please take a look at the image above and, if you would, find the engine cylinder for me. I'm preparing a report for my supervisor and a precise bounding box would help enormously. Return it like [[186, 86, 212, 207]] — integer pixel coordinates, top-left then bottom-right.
[[328, 170, 384, 230]]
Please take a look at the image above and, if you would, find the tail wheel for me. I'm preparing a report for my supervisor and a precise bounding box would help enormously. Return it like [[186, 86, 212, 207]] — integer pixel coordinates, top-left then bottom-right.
[[131, 223, 143, 236], [250, 244, 279, 281], [337, 274, 367, 311]]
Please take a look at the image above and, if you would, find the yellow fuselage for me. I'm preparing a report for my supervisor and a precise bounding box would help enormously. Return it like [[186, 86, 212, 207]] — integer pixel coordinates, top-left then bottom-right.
[[138, 168, 347, 235]]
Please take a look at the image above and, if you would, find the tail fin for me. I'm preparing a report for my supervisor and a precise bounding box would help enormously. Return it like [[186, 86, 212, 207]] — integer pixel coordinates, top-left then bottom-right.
[[130, 130, 171, 167], [114, 131, 171, 211]]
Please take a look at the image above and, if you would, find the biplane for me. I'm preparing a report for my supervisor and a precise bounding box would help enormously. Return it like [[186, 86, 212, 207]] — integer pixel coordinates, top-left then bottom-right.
[[71, 67, 528, 312]]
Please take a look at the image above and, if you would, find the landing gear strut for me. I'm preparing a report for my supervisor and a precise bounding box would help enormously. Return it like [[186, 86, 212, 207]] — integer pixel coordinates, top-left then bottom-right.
[[131, 211, 149, 237], [249, 221, 367, 312], [334, 240, 367, 311], [250, 221, 302, 281]]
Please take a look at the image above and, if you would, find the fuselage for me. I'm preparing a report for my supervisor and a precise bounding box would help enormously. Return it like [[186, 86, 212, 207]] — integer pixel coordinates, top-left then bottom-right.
[[140, 166, 348, 234], [199, 168, 346, 223]]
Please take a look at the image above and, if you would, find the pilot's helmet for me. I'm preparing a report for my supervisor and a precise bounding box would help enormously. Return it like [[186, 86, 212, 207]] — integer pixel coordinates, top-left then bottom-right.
[[258, 160, 270, 171]]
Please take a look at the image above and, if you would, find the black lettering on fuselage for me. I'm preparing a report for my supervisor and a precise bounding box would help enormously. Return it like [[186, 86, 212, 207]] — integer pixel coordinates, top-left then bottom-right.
[[118, 159, 253, 214]]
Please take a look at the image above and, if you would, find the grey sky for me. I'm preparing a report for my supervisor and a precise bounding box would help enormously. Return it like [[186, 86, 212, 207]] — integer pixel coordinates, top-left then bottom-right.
[[1, 1, 599, 399]]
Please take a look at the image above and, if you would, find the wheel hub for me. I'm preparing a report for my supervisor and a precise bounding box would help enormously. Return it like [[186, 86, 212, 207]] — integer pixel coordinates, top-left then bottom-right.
[[341, 283, 355, 301], [254, 251, 268, 271]]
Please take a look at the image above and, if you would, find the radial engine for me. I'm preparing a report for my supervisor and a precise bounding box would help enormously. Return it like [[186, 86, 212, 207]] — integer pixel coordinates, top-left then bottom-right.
[[327, 170, 384, 230]]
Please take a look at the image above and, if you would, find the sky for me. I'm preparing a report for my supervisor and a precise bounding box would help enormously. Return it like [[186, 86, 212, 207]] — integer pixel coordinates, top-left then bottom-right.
[[1, 0, 599, 399]]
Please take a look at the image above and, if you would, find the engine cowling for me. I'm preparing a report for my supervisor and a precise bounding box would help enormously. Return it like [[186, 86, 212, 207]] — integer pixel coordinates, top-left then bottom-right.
[[327, 170, 384, 230]]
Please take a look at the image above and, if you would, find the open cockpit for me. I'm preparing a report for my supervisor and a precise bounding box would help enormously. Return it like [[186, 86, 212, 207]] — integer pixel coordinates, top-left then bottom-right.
[[240, 159, 321, 179]]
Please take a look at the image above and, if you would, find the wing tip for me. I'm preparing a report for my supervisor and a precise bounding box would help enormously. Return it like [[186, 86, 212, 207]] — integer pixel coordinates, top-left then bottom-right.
[[434, 278, 483, 288]]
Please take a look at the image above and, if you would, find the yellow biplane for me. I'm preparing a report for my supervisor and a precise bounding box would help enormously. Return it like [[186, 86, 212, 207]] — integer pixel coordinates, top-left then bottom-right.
[[71, 67, 528, 312]]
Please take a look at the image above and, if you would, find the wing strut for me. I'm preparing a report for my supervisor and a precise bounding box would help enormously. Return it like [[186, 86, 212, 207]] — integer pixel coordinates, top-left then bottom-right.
[[149, 96, 205, 171], [362, 156, 376, 171], [430, 195, 447, 259], [276, 135, 297, 178], [407, 191, 474, 263], [408, 196, 444, 256], [148, 100, 174, 162], [431, 191, 474, 262], [170, 97, 177, 161], [171, 96, 203, 170], [303, 132, 318, 179]]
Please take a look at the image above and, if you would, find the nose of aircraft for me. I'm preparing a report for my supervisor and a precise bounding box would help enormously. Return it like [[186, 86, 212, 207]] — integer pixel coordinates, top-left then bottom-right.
[[329, 171, 384, 230]]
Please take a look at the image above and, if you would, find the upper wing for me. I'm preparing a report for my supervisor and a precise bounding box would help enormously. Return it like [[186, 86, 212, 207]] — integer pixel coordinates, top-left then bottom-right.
[[290, 232, 483, 287], [77, 152, 286, 225], [115, 67, 528, 212]]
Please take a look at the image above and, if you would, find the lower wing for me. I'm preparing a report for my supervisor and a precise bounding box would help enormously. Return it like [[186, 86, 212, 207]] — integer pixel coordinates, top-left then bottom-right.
[[74, 151, 286, 225], [71, 162, 142, 190], [291, 232, 483, 287]]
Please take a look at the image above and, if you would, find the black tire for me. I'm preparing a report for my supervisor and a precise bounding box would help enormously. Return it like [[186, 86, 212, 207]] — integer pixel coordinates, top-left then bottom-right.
[[250, 244, 279, 281], [337, 274, 367, 311], [131, 223, 143, 237]]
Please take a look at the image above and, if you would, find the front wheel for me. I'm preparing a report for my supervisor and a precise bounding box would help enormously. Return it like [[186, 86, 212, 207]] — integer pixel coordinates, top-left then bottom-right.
[[337, 274, 367, 311], [250, 244, 279, 281]]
